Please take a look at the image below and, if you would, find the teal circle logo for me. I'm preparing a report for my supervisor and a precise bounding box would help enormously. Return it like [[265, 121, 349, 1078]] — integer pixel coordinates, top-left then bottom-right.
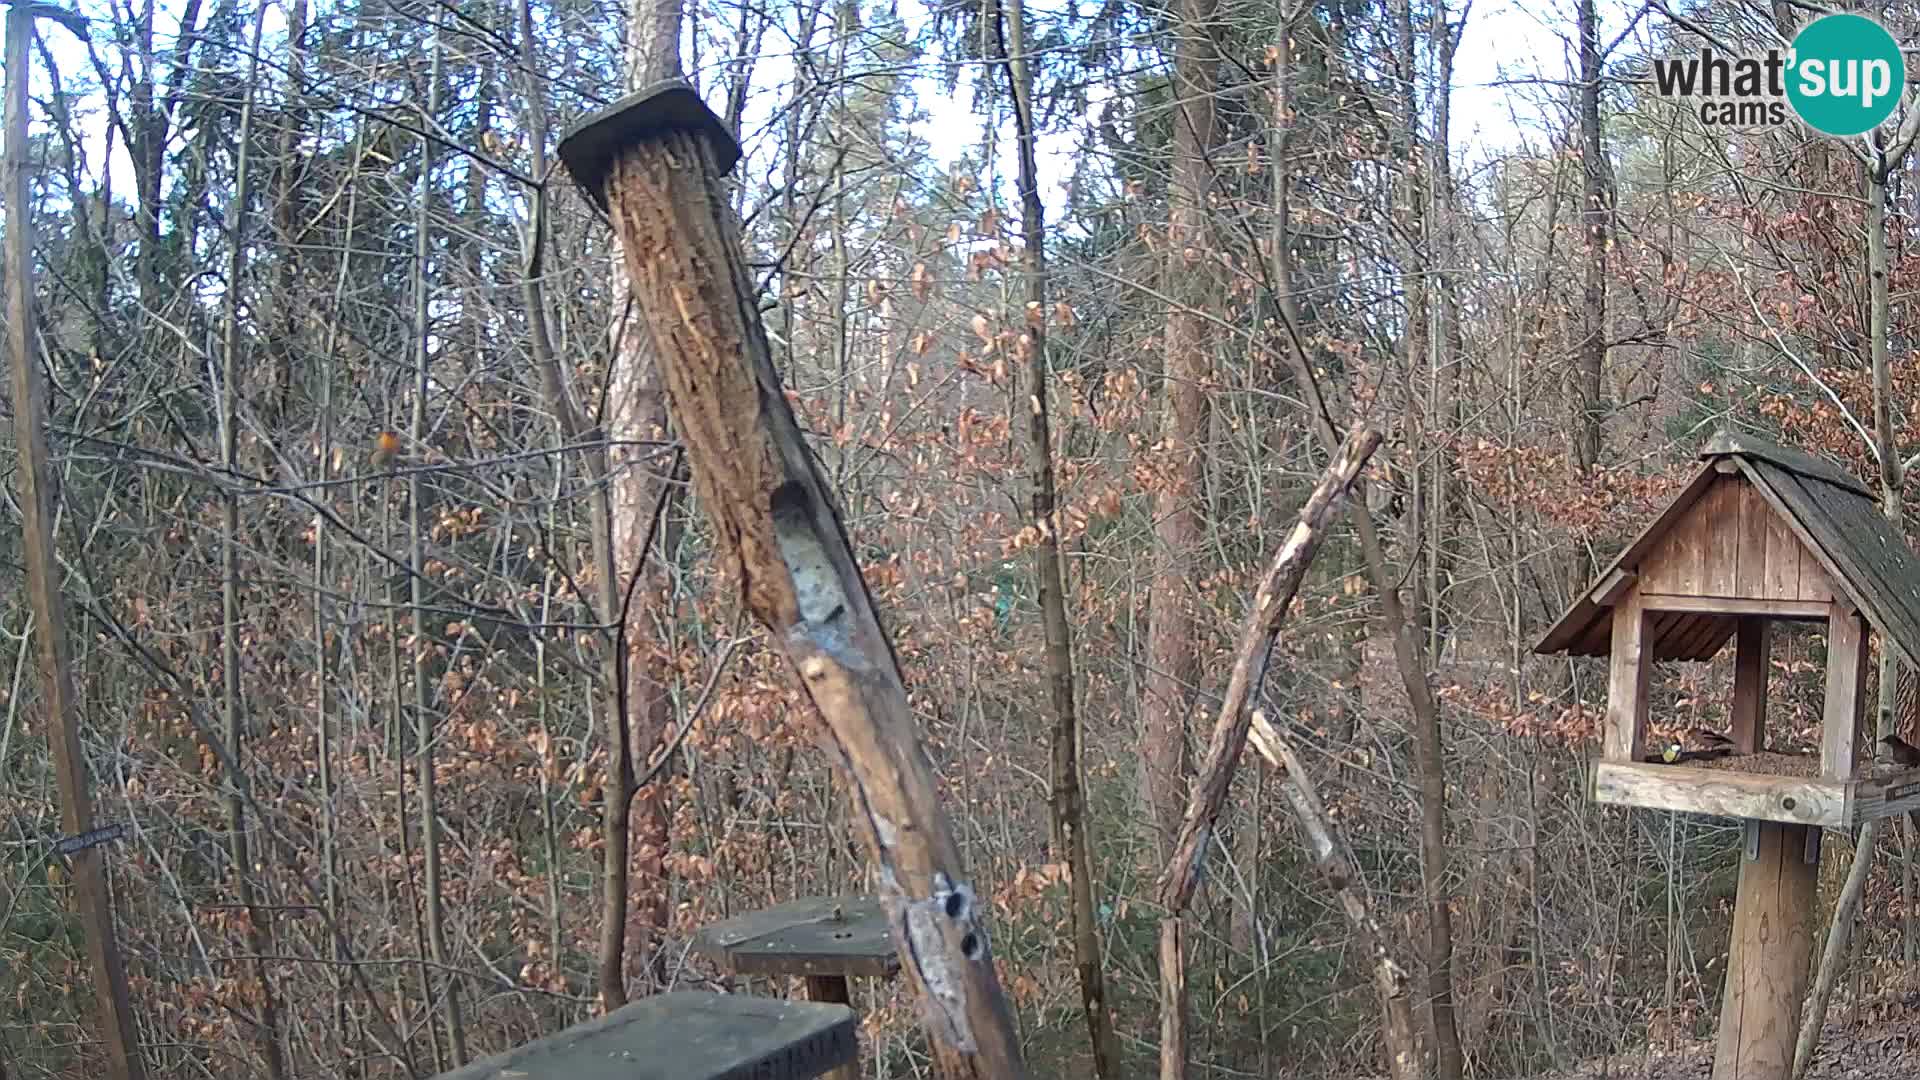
[[1787, 14, 1905, 136]]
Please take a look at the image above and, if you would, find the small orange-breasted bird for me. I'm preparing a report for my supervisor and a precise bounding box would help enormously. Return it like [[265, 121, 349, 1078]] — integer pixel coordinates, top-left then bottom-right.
[[369, 431, 401, 472]]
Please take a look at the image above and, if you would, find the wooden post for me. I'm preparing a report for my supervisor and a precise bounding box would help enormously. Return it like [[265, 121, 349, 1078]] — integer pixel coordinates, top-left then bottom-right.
[[1822, 611, 1867, 780], [802, 976, 856, 1080], [1731, 617, 1769, 754], [1713, 821, 1818, 1080], [558, 84, 1025, 1078], [1605, 591, 1651, 761], [3, 7, 144, 1080]]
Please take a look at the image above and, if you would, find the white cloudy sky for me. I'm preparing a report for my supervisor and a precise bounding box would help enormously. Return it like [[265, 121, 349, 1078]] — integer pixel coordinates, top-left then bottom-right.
[[17, 0, 1598, 225]]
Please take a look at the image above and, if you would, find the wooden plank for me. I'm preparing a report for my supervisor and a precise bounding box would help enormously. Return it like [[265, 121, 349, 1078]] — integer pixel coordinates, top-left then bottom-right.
[[435, 991, 858, 1080], [1733, 481, 1772, 598], [1711, 822, 1818, 1080], [1638, 595, 1831, 619], [1701, 480, 1740, 598], [1591, 761, 1849, 828], [1856, 767, 1920, 824], [1605, 592, 1652, 762], [803, 978, 857, 1080], [1587, 568, 1636, 606], [1763, 497, 1803, 600], [1823, 611, 1868, 781], [1688, 621, 1739, 663], [694, 896, 900, 980], [1646, 610, 1688, 656], [1641, 489, 1707, 596], [1797, 543, 1834, 602], [1732, 617, 1769, 754]]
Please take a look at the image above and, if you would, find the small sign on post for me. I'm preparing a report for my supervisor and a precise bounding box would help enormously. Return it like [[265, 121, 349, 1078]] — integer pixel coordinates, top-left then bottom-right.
[[51, 822, 128, 857]]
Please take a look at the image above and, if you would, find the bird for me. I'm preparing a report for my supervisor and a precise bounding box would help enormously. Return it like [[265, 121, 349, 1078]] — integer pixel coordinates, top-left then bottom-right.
[[368, 431, 401, 472], [1688, 727, 1737, 750], [1880, 734, 1920, 768]]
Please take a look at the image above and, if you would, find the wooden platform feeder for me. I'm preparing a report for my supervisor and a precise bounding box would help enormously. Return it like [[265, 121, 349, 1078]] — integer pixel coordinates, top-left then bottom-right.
[[432, 991, 857, 1080], [694, 896, 900, 1080], [1537, 429, 1920, 1080]]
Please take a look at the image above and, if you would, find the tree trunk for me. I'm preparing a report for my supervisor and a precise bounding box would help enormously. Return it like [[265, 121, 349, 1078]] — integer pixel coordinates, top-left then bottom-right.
[[1795, 154, 1906, 1080], [217, 7, 287, 1076], [1141, 0, 1220, 865], [4, 9, 147, 1079], [597, 0, 685, 1010], [992, 0, 1121, 1074], [1573, 0, 1608, 471], [410, 34, 467, 1067]]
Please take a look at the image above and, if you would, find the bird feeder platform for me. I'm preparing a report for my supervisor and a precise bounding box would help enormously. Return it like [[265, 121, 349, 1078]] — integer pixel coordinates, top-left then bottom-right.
[[693, 894, 900, 983], [1537, 429, 1920, 1080], [693, 896, 899, 1080], [431, 990, 856, 1080]]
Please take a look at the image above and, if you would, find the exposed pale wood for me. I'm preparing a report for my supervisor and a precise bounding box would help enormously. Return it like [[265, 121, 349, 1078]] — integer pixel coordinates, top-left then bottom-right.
[[1149, 429, 1379, 1080], [1155, 427, 1381, 915], [1712, 822, 1818, 1080], [1592, 761, 1849, 828], [1732, 618, 1770, 755], [1588, 568, 1636, 606], [433, 991, 856, 1080], [1605, 592, 1651, 761], [1639, 595, 1832, 619], [1245, 712, 1422, 1080], [1159, 919, 1187, 1080], [1823, 612, 1867, 781]]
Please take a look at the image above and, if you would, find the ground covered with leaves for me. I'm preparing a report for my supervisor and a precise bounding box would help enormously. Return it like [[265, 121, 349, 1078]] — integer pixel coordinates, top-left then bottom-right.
[[1536, 1000, 1920, 1080]]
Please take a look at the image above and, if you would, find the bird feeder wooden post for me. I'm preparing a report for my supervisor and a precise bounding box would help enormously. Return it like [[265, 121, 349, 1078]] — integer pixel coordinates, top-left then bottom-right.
[[557, 84, 1026, 1079], [1537, 430, 1920, 1080]]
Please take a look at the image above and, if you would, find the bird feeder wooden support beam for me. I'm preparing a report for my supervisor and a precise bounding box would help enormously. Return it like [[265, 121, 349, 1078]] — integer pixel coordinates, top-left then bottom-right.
[[1821, 611, 1867, 781], [1713, 821, 1817, 1080], [558, 83, 1026, 1079]]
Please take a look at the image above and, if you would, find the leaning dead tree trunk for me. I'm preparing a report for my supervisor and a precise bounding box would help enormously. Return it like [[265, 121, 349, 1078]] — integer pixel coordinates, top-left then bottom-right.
[[4, 7, 147, 1080], [559, 84, 1027, 1079], [1153, 426, 1382, 1080], [1245, 711, 1421, 1080]]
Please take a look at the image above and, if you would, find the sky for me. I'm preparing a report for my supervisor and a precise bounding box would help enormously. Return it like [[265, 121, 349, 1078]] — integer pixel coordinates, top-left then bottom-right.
[[17, 0, 1593, 233]]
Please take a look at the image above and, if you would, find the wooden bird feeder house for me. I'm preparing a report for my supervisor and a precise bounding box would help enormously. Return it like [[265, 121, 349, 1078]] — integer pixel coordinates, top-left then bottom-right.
[[1538, 429, 1920, 827], [1538, 428, 1920, 1080]]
